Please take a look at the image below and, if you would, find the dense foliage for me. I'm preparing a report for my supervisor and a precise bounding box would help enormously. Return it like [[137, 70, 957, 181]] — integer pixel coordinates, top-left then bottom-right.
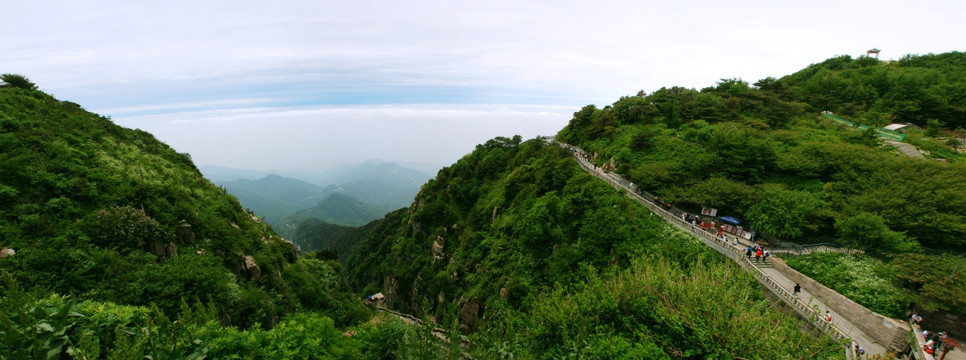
[[217, 174, 327, 229], [557, 52, 966, 252], [785, 252, 966, 318], [13, 51, 962, 357], [293, 217, 385, 257], [0, 273, 443, 359], [341, 136, 843, 358], [776, 52, 966, 129], [281, 192, 387, 238], [0, 86, 365, 332], [784, 253, 906, 317]]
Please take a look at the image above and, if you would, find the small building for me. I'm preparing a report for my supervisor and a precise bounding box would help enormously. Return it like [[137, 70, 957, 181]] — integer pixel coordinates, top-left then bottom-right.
[[883, 123, 921, 132]]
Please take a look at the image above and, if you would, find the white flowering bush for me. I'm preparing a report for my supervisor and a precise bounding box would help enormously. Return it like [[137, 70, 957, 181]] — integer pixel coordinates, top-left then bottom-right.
[[785, 252, 905, 317]]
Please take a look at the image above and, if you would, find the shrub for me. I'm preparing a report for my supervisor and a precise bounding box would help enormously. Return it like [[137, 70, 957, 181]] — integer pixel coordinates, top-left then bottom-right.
[[0, 73, 38, 90]]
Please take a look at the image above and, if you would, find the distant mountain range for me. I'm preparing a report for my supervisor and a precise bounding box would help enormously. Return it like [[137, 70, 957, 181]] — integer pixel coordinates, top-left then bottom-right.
[[210, 161, 433, 240], [277, 192, 386, 241], [214, 175, 327, 224], [201, 160, 440, 186]]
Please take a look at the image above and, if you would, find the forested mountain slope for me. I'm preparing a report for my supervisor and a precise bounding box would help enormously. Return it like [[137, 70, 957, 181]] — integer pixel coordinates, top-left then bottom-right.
[[0, 84, 363, 331], [279, 192, 387, 240], [775, 51, 966, 129], [557, 52, 966, 253], [217, 174, 327, 225], [341, 136, 842, 358]]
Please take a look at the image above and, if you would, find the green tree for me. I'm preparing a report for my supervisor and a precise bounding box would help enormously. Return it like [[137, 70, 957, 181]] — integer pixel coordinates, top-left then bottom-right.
[[835, 212, 918, 255], [925, 118, 943, 137], [745, 186, 823, 239], [87, 205, 165, 253], [0, 73, 38, 90]]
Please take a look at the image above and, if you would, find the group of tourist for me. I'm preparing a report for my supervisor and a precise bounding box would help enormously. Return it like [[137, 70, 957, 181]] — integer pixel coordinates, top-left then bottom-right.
[[917, 313, 951, 356], [745, 244, 770, 262], [681, 212, 716, 232]]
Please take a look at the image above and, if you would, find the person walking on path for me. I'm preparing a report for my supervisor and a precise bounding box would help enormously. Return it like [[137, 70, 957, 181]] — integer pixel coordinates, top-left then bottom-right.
[[793, 283, 801, 297], [825, 311, 833, 322], [755, 248, 763, 262], [746, 246, 753, 259]]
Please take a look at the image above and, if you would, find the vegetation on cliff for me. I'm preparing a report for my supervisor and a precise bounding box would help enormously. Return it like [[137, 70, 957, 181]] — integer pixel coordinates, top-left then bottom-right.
[[11, 50, 964, 357], [338, 136, 843, 358], [0, 82, 372, 358], [557, 52, 966, 251], [554, 52, 966, 319]]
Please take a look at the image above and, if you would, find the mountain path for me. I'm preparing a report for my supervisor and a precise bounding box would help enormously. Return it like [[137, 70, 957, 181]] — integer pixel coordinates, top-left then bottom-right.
[[563, 142, 883, 359]]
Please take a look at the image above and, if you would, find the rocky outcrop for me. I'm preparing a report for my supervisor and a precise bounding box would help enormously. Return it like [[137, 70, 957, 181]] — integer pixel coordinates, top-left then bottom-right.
[[431, 235, 445, 264], [147, 239, 177, 259], [176, 220, 195, 244], [243, 255, 261, 280], [458, 298, 485, 333]]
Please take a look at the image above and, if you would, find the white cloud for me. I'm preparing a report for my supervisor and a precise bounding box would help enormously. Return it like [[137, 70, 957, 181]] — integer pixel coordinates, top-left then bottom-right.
[[3, 0, 964, 171], [115, 104, 572, 171]]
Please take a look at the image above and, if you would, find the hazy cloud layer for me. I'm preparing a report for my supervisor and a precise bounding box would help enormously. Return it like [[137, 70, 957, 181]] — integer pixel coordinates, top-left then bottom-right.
[[3, 0, 962, 170], [117, 104, 572, 170]]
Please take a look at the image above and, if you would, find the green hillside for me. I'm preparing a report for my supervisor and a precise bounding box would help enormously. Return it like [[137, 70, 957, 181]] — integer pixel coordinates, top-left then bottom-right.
[[776, 52, 966, 129], [558, 52, 966, 252], [0, 81, 378, 357], [293, 218, 379, 255], [554, 52, 966, 317], [7, 52, 964, 357], [279, 192, 388, 238], [217, 174, 327, 225], [340, 136, 842, 358]]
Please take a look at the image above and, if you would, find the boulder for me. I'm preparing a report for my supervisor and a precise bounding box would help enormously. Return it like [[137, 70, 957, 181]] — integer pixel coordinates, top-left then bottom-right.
[[243, 255, 261, 280], [431, 235, 445, 263], [147, 239, 177, 258], [176, 220, 195, 244], [458, 298, 485, 333]]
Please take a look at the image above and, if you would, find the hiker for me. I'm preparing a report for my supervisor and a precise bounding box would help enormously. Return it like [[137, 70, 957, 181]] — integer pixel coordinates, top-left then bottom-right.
[[745, 246, 753, 259], [755, 248, 762, 262], [911, 313, 923, 326], [933, 332, 946, 353], [825, 311, 833, 322], [793, 283, 801, 296], [700, 221, 707, 231]]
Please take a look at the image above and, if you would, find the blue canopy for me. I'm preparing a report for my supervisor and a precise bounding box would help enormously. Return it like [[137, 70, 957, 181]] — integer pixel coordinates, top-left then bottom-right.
[[719, 216, 741, 225]]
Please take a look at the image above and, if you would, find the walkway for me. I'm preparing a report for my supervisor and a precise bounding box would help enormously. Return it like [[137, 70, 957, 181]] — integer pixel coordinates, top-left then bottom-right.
[[565, 145, 874, 359], [885, 139, 927, 159]]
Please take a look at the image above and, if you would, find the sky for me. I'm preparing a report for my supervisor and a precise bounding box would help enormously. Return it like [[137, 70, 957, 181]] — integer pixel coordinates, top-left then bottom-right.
[[3, 0, 963, 172]]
